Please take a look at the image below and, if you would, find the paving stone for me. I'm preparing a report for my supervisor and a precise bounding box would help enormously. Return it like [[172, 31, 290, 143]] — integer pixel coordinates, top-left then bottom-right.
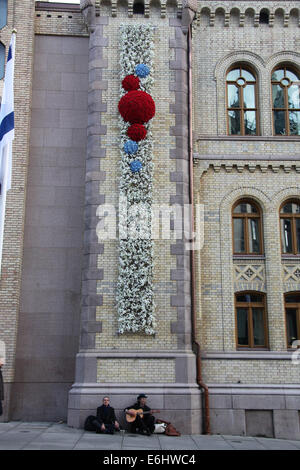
[[255, 438, 300, 450]]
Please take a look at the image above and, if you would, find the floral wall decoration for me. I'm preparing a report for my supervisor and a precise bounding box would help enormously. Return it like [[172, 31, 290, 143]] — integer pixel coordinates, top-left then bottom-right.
[[116, 24, 156, 335]]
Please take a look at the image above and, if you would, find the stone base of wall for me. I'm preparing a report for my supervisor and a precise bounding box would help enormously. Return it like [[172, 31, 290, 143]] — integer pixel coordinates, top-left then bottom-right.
[[208, 384, 300, 440], [67, 383, 203, 434], [8, 382, 73, 422]]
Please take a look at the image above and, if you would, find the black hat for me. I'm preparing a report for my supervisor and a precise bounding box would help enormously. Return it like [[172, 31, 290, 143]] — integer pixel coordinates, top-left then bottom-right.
[[137, 394, 148, 400]]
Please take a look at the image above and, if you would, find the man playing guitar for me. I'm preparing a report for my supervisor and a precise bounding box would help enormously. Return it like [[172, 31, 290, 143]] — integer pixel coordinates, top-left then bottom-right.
[[124, 394, 157, 436]]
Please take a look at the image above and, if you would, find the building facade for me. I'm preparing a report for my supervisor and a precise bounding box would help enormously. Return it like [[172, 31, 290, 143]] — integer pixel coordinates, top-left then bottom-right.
[[0, 0, 299, 439]]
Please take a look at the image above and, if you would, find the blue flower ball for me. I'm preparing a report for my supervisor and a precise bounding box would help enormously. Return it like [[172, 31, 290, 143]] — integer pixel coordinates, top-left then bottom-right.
[[130, 160, 142, 173], [135, 64, 150, 78], [123, 140, 138, 155]]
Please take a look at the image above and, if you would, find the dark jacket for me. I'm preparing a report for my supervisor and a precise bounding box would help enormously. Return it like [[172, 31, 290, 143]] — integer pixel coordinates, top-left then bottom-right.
[[96, 405, 117, 425], [0, 367, 4, 401]]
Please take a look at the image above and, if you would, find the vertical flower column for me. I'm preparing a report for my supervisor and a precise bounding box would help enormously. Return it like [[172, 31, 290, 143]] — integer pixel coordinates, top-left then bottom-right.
[[117, 24, 156, 335]]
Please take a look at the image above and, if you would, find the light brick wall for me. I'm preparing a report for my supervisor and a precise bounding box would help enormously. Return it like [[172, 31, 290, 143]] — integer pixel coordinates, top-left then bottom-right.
[[0, 0, 35, 388], [192, 1, 300, 389], [97, 358, 176, 383], [193, 163, 300, 382], [202, 359, 300, 384], [193, 2, 300, 137]]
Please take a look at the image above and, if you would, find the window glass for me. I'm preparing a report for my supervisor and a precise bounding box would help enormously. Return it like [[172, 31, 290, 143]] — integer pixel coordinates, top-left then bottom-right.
[[274, 110, 286, 135], [286, 70, 300, 81], [281, 202, 300, 214], [289, 111, 300, 135], [286, 308, 298, 346], [241, 69, 255, 82], [296, 218, 300, 253], [272, 85, 284, 108], [227, 68, 240, 81], [272, 69, 284, 81], [0, 0, 7, 30], [272, 67, 300, 135], [228, 110, 240, 135], [288, 85, 300, 109], [233, 202, 258, 214], [281, 218, 293, 253], [237, 308, 248, 345], [248, 218, 260, 253], [236, 293, 263, 303], [244, 111, 256, 135], [228, 84, 240, 107], [285, 294, 300, 303], [252, 307, 265, 345], [227, 66, 258, 135], [243, 84, 255, 108], [233, 218, 244, 252]]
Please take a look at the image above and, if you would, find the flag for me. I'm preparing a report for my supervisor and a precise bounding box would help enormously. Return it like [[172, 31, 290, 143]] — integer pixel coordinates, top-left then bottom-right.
[[0, 32, 16, 276], [0, 32, 16, 192]]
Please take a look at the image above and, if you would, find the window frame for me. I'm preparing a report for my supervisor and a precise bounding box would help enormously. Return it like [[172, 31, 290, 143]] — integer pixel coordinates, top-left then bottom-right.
[[226, 64, 259, 136], [271, 65, 300, 136], [232, 199, 264, 256], [0, 0, 7, 30], [235, 291, 269, 349], [279, 199, 300, 256], [284, 292, 300, 348]]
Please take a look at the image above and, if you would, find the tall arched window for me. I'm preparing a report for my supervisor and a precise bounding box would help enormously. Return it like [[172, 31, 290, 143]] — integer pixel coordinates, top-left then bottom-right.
[[232, 199, 263, 255], [272, 66, 300, 135], [226, 65, 258, 135], [235, 292, 268, 348], [284, 293, 300, 347], [280, 199, 300, 255], [0, 0, 7, 30]]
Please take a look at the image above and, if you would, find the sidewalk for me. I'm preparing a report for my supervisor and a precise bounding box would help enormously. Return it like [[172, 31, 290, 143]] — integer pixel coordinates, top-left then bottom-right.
[[0, 422, 300, 450]]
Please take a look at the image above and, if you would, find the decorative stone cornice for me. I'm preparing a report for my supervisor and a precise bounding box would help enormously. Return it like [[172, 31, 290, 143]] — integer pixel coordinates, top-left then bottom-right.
[[195, 1, 300, 28], [193, 159, 300, 176]]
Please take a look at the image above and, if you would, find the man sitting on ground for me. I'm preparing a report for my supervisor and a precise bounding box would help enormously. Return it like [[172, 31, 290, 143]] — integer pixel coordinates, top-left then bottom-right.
[[124, 394, 155, 436], [93, 396, 120, 434]]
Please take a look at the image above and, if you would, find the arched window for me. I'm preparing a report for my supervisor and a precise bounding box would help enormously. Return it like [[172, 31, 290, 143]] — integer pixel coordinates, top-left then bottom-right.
[[259, 9, 269, 24], [284, 293, 300, 347], [272, 66, 300, 135], [133, 0, 144, 14], [226, 65, 258, 135], [232, 199, 263, 254], [235, 292, 268, 348], [280, 199, 300, 254], [0, 0, 7, 30]]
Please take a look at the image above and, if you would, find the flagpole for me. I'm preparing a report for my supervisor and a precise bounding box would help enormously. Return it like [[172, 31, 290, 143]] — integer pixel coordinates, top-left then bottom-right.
[[0, 143, 9, 277]]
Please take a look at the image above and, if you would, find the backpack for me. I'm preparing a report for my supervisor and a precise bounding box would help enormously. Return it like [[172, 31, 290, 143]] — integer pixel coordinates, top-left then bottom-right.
[[84, 415, 97, 431], [156, 418, 181, 437]]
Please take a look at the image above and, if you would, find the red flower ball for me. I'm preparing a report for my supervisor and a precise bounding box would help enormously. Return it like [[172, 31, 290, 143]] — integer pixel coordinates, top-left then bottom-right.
[[118, 90, 155, 124], [122, 74, 140, 92], [127, 124, 147, 142]]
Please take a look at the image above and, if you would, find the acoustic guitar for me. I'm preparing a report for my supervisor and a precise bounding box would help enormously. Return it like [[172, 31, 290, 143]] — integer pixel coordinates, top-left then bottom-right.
[[125, 408, 160, 423]]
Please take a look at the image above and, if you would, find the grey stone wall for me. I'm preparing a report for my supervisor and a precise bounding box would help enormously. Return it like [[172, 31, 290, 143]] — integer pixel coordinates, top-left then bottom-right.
[[10, 35, 89, 421]]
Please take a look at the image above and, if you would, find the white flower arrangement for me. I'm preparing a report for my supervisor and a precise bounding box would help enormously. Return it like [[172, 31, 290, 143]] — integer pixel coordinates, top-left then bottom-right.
[[116, 24, 156, 335]]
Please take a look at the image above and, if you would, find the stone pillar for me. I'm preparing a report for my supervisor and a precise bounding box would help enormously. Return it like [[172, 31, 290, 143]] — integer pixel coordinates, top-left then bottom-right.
[[68, 0, 202, 434]]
